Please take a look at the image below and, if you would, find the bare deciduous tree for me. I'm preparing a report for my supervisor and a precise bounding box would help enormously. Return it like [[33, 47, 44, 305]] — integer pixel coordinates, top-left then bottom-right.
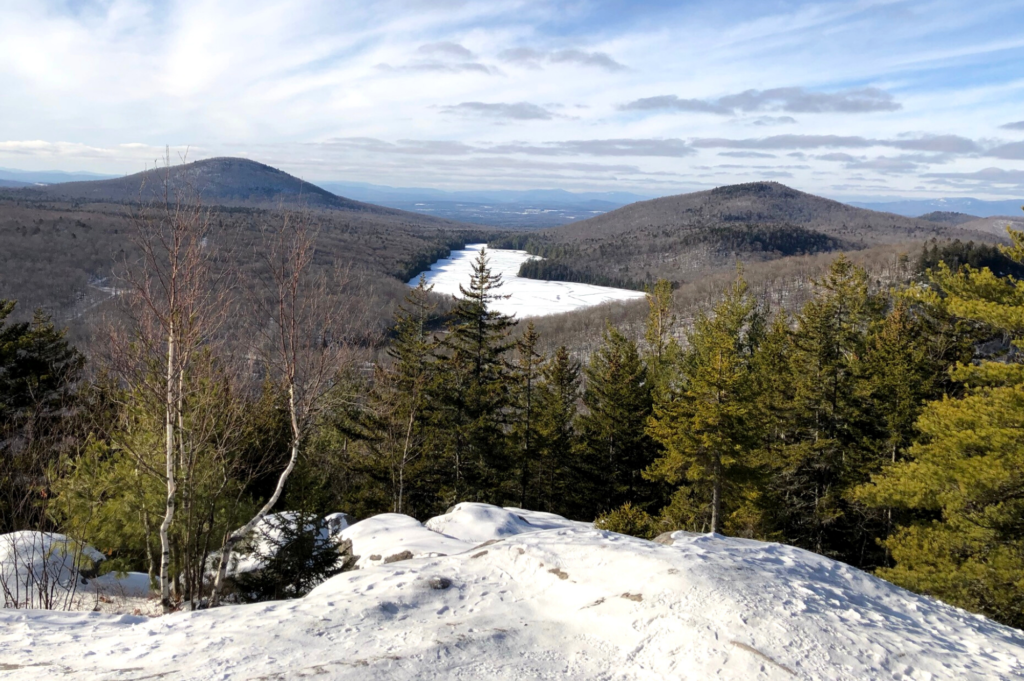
[[210, 212, 353, 604]]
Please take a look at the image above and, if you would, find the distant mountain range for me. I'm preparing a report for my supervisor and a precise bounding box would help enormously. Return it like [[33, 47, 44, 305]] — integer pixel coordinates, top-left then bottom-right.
[[852, 197, 1024, 218], [314, 181, 653, 227], [0, 167, 118, 185]]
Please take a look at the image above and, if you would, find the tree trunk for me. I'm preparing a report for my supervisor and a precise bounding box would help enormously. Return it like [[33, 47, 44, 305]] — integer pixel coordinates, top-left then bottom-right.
[[710, 452, 722, 534], [159, 322, 177, 613]]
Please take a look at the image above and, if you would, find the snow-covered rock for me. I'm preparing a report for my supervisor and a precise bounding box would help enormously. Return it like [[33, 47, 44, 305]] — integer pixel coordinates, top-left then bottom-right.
[[1, 532, 149, 611], [3, 518, 1023, 679], [425, 503, 590, 543], [341, 513, 474, 568]]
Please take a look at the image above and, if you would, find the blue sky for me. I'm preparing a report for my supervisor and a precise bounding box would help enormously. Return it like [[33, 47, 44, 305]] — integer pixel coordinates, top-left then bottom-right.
[[1, 0, 1023, 200]]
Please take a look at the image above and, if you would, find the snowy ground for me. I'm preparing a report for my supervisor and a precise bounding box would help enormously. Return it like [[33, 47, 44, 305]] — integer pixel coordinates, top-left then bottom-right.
[[2, 503, 1023, 679], [409, 243, 646, 317]]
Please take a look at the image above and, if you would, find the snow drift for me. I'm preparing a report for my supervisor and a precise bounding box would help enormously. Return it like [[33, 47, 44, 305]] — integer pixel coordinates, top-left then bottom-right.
[[2, 505, 1023, 680]]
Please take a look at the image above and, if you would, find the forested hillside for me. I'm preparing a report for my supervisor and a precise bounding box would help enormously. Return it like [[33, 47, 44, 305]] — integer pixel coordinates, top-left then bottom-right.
[[0, 160, 495, 334], [492, 182, 1001, 289]]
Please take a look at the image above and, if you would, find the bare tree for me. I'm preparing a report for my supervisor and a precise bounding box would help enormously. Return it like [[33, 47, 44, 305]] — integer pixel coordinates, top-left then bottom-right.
[[108, 152, 232, 613], [210, 212, 352, 604]]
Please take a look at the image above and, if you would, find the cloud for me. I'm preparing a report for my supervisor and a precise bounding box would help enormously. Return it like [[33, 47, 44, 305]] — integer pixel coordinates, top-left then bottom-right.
[[417, 42, 475, 60], [692, 135, 877, 149], [376, 61, 498, 75], [986, 141, 1024, 159], [440, 102, 555, 120], [815, 152, 860, 162], [844, 156, 922, 173], [622, 87, 900, 116], [751, 116, 797, 126], [320, 137, 694, 158], [891, 134, 979, 153], [498, 47, 627, 71], [924, 167, 1024, 184], [718, 151, 777, 158], [999, 121, 1024, 131], [718, 86, 900, 113], [620, 95, 731, 114], [380, 41, 497, 75], [691, 134, 979, 153], [548, 49, 627, 71]]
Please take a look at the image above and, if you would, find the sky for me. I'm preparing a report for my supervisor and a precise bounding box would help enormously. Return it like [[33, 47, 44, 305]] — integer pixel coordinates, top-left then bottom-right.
[[1, 0, 1023, 200]]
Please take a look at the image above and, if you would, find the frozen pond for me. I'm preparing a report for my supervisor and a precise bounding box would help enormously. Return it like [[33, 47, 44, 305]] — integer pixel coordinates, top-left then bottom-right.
[[408, 243, 646, 318]]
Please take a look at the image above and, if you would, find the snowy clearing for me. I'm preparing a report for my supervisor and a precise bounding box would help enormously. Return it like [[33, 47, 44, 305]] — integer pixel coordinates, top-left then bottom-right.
[[409, 243, 646, 317], [3, 504, 1024, 679]]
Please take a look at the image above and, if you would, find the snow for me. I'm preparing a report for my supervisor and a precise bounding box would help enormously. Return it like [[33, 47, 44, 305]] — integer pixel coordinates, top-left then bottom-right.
[[1, 532, 151, 613], [340, 513, 474, 569], [409, 243, 646, 318], [425, 502, 590, 542], [3, 506, 1024, 679]]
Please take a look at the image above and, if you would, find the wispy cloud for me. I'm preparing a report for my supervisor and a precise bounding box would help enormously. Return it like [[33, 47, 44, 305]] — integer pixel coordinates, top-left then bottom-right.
[[498, 47, 627, 71], [440, 102, 556, 120], [622, 87, 900, 116]]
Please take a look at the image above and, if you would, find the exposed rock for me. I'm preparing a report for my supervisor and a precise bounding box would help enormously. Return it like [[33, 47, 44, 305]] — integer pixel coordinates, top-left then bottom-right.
[[427, 576, 452, 590], [383, 550, 414, 564]]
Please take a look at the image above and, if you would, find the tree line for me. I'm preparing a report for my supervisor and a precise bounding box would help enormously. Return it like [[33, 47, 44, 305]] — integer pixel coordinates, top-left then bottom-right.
[[3, 195, 1024, 629]]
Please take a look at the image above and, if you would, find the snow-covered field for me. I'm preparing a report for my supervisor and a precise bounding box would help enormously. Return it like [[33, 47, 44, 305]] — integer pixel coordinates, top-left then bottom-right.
[[3, 503, 1023, 680], [409, 243, 646, 317]]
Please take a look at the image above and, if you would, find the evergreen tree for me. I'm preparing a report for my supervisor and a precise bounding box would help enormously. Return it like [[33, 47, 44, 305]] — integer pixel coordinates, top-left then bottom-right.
[[510, 322, 544, 508], [761, 256, 884, 564], [361, 277, 438, 517], [534, 345, 583, 517], [858, 217, 1024, 627], [647, 277, 759, 534], [644, 279, 678, 386], [0, 301, 84, 532], [578, 325, 659, 517], [429, 249, 516, 504]]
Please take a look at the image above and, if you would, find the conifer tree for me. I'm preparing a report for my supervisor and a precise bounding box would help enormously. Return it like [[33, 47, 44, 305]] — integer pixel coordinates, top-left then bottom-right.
[[534, 345, 582, 517], [762, 256, 883, 563], [429, 248, 516, 504], [0, 301, 84, 532], [510, 321, 544, 507], [858, 216, 1024, 626], [644, 279, 678, 386], [647, 277, 758, 534], [578, 325, 659, 517], [362, 277, 437, 516]]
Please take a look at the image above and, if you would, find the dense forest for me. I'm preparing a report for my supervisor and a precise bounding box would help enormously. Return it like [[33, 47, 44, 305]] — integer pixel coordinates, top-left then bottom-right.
[[3, 179, 1024, 631]]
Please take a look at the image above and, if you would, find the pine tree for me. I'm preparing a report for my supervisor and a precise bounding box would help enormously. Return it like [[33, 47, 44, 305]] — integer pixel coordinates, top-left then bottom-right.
[[646, 277, 759, 534], [534, 345, 583, 517], [578, 325, 659, 517], [361, 277, 438, 517], [761, 256, 883, 563], [0, 301, 84, 532], [510, 321, 544, 508], [429, 249, 516, 504], [644, 279, 678, 386], [858, 216, 1024, 626]]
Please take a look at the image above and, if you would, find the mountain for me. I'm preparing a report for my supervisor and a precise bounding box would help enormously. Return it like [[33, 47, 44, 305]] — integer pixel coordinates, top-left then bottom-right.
[[0, 167, 118, 184], [0, 158, 495, 328], [0, 179, 33, 188], [495, 182, 1002, 288], [852, 197, 1024, 218], [7, 158, 422, 215], [918, 211, 980, 225], [316, 181, 652, 227]]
